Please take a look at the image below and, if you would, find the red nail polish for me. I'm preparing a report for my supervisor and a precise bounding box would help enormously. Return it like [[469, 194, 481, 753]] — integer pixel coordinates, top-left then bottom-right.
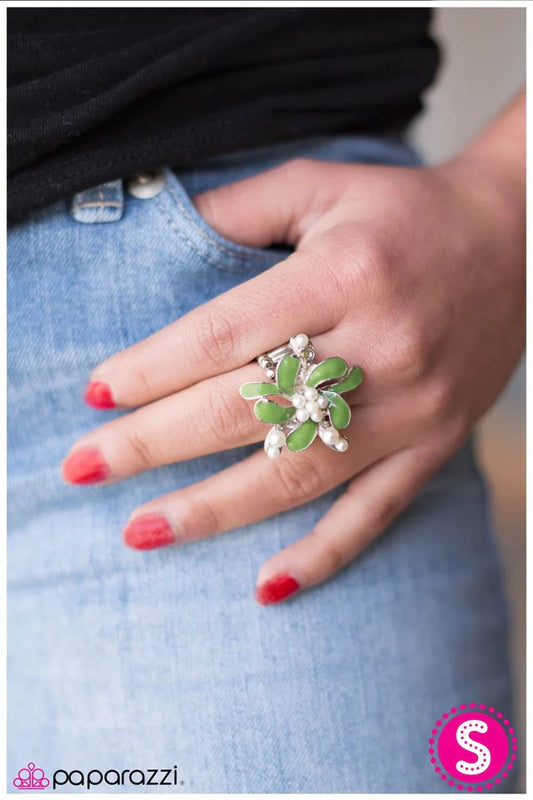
[[256, 574, 300, 605], [123, 513, 176, 550], [62, 446, 110, 485], [84, 381, 115, 409]]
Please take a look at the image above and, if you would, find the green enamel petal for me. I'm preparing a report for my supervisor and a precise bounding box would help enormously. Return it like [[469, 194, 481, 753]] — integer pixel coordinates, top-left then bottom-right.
[[306, 357, 348, 388], [276, 355, 300, 396], [286, 419, 318, 451], [323, 392, 351, 429], [254, 399, 295, 424], [328, 366, 363, 394], [240, 381, 279, 399]]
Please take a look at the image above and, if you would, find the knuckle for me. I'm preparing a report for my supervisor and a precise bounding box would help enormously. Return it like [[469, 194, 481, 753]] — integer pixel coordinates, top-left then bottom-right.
[[418, 375, 455, 425], [123, 425, 158, 471], [182, 492, 221, 541], [337, 237, 394, 306], [372, 493, 405, 531], [346, 238, 431, 380], [296, 247, 353, 321], [195, 311, 241, 371], [310, 529, 349, 574], [272, 455, 324, 505], [129, 361, 156, 399], [356, 238, 391, 287], [388, 320, 429, 382], [205, 382, 257, 445]]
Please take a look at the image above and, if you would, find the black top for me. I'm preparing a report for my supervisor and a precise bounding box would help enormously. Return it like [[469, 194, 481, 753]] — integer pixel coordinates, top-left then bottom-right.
[[7, 8, 439, 222]]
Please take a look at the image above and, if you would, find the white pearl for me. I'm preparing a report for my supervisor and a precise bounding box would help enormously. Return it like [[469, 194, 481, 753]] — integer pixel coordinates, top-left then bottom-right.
[[335, 437, 349, 452], [266, 445, 282, 460], [317, 394, 329, 409], [304, 386, 318, 401], [267, 429, 286, 447], [320, 426, 340, 446], [291, 393, 306, 408], [310, 410, 324, 422], [296, 407, 310, 422], [305, 400, 319, 414], [292, 333, 309, 350]]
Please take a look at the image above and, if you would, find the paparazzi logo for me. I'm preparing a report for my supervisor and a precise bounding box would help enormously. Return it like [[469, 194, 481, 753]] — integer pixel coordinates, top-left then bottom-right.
[[13, 763, 49, 790], [429, 704, 518, 791], [14, 764, 184, 790]]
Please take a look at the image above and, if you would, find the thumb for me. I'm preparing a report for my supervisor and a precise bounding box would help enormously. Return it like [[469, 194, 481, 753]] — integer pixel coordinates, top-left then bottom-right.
[[192, 157, 350, 249]]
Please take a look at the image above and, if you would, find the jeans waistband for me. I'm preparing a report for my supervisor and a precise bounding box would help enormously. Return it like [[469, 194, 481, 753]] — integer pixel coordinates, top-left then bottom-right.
[[69, 133, 421, 225]]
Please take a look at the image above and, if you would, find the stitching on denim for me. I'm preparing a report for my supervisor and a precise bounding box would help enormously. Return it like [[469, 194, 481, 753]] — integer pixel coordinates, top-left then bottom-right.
[[164, 179, 269, 263], [153, 192, 260, 275], [72, 200, 123, 210]]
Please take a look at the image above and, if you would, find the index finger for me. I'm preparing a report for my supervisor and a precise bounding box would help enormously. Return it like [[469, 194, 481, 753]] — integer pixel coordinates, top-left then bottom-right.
[[87, 251, 345, 408]]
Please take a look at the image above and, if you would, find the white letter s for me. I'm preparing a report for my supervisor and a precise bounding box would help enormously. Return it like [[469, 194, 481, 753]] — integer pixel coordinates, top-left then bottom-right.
[[456, 719, 491, 776]]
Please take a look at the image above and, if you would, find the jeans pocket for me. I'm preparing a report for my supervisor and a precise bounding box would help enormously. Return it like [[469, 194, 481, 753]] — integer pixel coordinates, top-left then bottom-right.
[[153, 167, 292, 274]]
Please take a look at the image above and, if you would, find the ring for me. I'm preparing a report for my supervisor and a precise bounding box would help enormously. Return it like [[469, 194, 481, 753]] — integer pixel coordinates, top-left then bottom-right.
[[239, 333, 363, 459]]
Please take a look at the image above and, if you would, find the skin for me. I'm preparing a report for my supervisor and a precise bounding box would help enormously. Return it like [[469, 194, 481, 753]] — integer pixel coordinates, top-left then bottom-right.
[[63, 90, 525, 601]]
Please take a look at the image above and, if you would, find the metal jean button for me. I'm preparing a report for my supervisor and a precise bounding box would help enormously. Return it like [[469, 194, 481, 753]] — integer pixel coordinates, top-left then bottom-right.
[[128, 172, 165, 199]]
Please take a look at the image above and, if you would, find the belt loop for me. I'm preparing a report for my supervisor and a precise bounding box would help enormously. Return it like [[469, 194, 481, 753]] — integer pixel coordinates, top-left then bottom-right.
[[70, 179, 124, 223]]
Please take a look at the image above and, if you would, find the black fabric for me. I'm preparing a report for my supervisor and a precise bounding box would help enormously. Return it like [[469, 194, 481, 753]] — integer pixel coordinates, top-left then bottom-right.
[[8, 8, 439, 222]]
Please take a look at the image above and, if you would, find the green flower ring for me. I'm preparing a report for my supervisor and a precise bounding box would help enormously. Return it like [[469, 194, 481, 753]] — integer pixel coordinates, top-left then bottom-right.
[[239, 333, 363, 459]]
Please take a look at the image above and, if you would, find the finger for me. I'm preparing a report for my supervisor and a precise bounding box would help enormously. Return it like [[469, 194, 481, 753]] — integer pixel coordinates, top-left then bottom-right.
[[192, 158, 355, 248], [120, 430, 388, 551], [254, 443, 439, 605], [63, 353, 371, 485], [87, 250, 347, 410], [63, 363, 268, 484]]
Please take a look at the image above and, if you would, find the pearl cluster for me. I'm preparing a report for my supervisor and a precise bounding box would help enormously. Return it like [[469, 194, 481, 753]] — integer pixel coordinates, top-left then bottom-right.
[[291, 386, 328, 423]]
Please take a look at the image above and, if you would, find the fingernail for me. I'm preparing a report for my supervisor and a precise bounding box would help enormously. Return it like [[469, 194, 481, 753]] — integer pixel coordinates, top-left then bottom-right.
[[256, 574, 300, 605], [123, 513, 176, 550], [62, 446, 110, 485], [84, 381, 115, 409]]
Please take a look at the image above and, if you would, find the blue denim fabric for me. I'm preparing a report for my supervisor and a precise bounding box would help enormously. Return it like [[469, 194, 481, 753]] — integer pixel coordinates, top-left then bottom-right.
[[7, 136, 515, 792]]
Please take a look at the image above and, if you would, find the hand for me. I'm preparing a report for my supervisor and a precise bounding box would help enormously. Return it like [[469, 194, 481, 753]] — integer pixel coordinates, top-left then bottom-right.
[[62, 109, 525, 605]]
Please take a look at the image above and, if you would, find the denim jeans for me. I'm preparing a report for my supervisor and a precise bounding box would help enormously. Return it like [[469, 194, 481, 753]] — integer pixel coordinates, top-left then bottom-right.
[[7, 135, 515, 792]]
